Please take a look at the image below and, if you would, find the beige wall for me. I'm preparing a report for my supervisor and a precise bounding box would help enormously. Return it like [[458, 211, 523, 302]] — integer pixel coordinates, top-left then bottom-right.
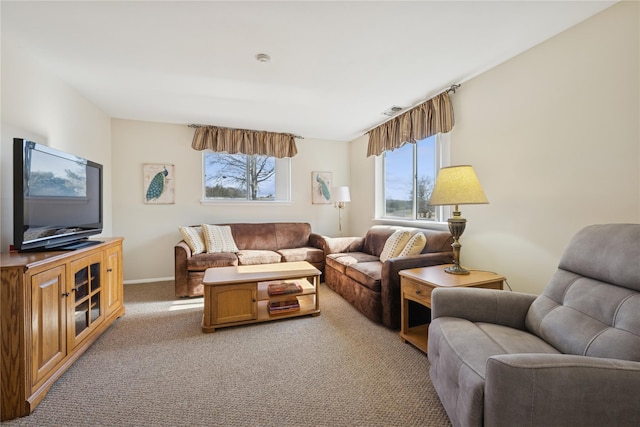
[[349, 1, 639, 294], [111, 119, 350, 282], [0, 38, 113, 252]]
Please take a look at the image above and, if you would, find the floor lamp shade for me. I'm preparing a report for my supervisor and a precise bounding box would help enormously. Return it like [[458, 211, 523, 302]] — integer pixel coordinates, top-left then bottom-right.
[[429, 165, 488, 274]]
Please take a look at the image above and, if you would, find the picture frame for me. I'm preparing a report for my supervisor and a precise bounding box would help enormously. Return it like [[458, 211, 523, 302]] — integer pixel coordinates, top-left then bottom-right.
[[311, 171, 332, 204], [143, 163, 175, 204]]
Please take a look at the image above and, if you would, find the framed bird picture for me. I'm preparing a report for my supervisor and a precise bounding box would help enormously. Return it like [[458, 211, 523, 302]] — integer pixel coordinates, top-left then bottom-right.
[[143, 163, 175, 204], [311, 171, 332, 204]]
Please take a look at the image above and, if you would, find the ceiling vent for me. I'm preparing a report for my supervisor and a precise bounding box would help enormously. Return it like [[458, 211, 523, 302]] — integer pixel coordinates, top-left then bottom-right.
[[382, 105, 404, 117]]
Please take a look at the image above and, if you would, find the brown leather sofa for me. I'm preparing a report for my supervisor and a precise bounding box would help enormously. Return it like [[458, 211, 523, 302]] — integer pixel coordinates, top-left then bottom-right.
[[174, 222, 325, 297], [318, 225, 453, 329]]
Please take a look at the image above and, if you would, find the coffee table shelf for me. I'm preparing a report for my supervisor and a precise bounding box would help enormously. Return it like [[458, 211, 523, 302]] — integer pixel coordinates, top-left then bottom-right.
[[202, 261, 321, 332]]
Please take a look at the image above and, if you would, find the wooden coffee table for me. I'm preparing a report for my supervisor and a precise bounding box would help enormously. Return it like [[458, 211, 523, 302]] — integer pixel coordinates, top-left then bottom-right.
[[399, 264, 505, 353], [201, 261, 321, 332]]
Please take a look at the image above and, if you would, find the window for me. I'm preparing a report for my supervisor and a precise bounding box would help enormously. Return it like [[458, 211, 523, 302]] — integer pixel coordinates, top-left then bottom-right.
[[202, 152, 291, 202], [380, 134, 449, 222]]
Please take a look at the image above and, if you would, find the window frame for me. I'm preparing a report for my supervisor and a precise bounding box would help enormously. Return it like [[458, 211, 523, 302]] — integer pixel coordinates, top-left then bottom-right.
[[200, 151, 292, 204], [375, 133, 450, 226]]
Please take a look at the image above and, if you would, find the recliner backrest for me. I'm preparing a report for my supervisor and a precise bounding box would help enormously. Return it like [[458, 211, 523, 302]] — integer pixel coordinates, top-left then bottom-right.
[[525, 224, 640, 361]]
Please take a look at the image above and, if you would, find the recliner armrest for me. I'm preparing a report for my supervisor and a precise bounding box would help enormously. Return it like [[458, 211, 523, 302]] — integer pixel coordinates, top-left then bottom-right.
[[431, 287, 536, 330], [485, 354, 640, 426]]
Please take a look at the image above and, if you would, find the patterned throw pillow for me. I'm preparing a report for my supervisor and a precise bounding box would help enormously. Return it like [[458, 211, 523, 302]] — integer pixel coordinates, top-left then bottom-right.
[[202, 224, 239, 253], [398, 233, 427, 257], [379, 230, 412, 262], [178, 226, 206, 255]]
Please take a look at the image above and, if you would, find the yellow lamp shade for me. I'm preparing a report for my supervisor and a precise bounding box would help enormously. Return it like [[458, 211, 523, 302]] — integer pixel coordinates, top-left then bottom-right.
[[429, 165, 488, 206]]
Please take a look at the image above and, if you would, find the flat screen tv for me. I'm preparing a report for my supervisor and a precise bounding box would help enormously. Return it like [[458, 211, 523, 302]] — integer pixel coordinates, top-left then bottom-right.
[[13, 138, 103, 251]]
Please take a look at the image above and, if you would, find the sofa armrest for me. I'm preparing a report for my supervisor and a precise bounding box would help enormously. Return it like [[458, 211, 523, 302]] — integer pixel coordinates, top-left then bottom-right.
[[381, 251, 454, 329], [485, 354, 640, 426], [308, 233, 326, 250], [174, 241, 192, 297], [431, 287, 537, 330], [317, 236, 364, 255]]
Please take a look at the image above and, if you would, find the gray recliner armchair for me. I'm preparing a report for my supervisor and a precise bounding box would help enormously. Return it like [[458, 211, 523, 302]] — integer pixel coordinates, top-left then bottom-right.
[[428, 223, 640, 427]]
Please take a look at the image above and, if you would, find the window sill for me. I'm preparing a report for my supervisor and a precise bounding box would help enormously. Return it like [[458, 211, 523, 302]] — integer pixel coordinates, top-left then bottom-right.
[[200, 199, 293, 206], [373, 218, 449, 231]]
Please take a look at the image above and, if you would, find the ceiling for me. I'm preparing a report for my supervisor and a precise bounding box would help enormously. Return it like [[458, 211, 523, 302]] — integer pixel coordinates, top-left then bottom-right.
[[1, 1, 616, 142]]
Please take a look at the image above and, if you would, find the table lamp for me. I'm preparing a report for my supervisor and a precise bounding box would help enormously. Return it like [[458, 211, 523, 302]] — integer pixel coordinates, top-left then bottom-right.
[[428, 165, 488, 274], [332, 186, 350, 236]]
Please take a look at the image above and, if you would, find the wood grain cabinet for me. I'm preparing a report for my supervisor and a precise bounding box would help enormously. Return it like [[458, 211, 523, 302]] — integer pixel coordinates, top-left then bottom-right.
[[0, 238, 125, 421]]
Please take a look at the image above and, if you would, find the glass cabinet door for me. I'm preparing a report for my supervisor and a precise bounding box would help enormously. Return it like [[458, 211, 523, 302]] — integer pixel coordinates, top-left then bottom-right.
[[70, 253, 103, 347]]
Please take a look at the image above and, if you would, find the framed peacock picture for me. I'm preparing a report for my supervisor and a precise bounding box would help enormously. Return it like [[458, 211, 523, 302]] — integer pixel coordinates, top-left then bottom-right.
[[143, 163, 175, 204], [311, 171, 332, 204]]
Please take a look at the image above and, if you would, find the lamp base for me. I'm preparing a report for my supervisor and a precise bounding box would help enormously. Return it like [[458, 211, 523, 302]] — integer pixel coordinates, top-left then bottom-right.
[[445, 211, 470, 275], [444, 264, 470, 275]]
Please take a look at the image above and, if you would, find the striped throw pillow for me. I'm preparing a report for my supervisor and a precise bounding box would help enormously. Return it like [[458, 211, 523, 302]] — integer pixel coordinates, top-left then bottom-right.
[[379, 230, 411, 262], [178, 226, 206, 255], [398, 233, 427, 257], [202, 224, 239, 253]]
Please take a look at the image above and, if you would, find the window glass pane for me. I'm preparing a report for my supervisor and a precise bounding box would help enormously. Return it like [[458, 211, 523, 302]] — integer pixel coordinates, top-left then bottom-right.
[[204, 152, 278, 201], [384, 143, 414, 218], [204, 153, 248, 199], [416, 136, 436, 220], [250, 155, 275, 200]]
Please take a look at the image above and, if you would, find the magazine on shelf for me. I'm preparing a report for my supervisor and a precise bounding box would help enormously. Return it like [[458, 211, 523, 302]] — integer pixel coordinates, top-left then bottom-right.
[[265, 280, 304, 296]]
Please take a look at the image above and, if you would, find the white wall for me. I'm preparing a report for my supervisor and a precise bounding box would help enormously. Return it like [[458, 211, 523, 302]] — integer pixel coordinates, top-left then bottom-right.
[[0, 38, 113, 252], [111, 119, 350, 282], [349, 1, 639, 295]]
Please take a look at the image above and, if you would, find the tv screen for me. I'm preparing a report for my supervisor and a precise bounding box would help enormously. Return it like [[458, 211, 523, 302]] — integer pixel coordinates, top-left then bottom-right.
[[13, 138, 103, 251]]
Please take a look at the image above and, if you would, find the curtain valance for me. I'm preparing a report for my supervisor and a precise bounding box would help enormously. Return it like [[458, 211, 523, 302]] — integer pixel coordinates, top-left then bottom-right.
[[366, 91, 455, 157], [191, 125, 298, 158]]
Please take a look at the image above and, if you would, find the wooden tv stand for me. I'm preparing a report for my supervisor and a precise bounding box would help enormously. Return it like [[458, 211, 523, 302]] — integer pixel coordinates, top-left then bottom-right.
[[0, 238, 125, 421]]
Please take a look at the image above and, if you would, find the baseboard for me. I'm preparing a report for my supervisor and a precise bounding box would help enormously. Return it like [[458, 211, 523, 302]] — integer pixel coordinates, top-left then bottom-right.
[[124, 276, 174, 285]]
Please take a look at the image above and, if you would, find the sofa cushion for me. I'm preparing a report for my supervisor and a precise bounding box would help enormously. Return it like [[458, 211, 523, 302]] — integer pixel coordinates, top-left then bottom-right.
[[202, 224, 239, 253], [187, 252, 238, 271], [277, 247, 324, 264], [274, 223, 312, 248], [363, 227, 398, 256], [380, 230, 412, 262], [326, 252, 379, 274], [429, 317, 560, 427], [237, 250, 281, 265], [398, 232, 427, 257], [345, 261, 382, 292], [179, 226, 206, 255], [525, 271, 640, 361]]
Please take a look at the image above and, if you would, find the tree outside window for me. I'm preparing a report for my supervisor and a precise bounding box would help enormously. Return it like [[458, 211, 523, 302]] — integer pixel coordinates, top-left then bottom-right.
[[204, 152, 277, 201]]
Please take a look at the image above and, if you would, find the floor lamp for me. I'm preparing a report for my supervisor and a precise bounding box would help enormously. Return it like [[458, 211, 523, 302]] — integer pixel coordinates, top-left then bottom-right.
[[428, 165, 488, 275], [332, 186, 350, 236]]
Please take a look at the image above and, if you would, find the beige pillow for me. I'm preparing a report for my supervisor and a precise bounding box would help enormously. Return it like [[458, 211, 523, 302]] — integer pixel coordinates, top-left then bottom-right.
[[398, 233, 427, 257], [178, 226, 205, 255], [202, 224, 239, 253], [379, 230, 412, 262]]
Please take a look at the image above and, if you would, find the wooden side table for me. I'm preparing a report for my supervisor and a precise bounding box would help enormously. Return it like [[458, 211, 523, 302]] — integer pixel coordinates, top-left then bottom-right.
[[399, 264, 505, 354]]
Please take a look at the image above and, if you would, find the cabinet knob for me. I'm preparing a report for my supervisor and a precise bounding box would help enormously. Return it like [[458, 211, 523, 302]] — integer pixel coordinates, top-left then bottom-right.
[[62, 292, 70, 297], [107, 268, 113, 272]]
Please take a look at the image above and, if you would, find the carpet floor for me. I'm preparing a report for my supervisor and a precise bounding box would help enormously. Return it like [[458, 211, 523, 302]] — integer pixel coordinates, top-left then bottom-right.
[[4, 281, 451, 427]]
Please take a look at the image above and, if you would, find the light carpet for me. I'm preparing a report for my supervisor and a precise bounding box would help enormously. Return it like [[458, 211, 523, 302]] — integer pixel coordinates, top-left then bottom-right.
[[5, 281, 451, 427]]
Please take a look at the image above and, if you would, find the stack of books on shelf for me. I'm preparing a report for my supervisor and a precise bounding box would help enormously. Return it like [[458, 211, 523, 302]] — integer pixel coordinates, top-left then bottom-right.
[[268, 297, 300, 315]]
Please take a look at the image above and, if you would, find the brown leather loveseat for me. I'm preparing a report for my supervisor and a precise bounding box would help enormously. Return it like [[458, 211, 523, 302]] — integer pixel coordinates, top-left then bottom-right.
[[174, 222, 325, 297], [318, 225, 453, 329]]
